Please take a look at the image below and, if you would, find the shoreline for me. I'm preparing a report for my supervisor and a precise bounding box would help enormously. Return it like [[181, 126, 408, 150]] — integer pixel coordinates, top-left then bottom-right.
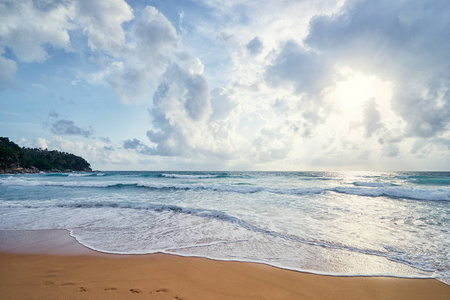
[[1, 230, 449, 299], [3, 229, 441, 281]]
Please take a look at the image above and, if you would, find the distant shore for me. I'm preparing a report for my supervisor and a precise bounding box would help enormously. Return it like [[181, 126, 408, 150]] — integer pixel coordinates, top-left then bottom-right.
[[0, 230, 449, 300], [0, 137, 92, 174]]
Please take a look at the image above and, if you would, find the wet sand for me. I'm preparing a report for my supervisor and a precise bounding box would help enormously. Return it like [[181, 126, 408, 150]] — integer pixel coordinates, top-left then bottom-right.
[[0, 230, 449, 300]]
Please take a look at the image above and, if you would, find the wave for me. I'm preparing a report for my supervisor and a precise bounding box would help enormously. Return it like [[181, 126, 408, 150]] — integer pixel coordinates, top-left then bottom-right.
[[68, 173, 92, 177], [45, 173, 69, 177], [409, 178, 450, 186], [161, 173, 220, 179], [2, 177, 449, 201], [44, 173, 106, 177], [334, 187, 450, 201], [353, 181, 391, 187], [55, 201, 424, 268]]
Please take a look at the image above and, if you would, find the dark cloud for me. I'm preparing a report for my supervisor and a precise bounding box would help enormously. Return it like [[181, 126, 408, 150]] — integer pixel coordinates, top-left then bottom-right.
[[49, 119, 94, 138], [123, 138, 154, 155], [133, 6, 179, 52], [217, 32, 234, 44], [383, 144, 400, 157], [363, 98, 383, 138], [265, 40, 332, 95], [48, 110, 59, 118], [99, 136, 111, 143], [246, 36, 263, 55]]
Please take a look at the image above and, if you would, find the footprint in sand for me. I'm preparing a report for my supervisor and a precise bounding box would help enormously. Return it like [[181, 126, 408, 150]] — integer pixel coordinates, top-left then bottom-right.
[[104, 287, 117, 291], [156, 288, 169, 293], [129, 289, 141, 294], [78, 287, 88, 292]]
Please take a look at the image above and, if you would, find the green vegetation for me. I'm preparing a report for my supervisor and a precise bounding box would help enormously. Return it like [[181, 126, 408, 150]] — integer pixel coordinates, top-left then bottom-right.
[[0, 137, 91, 173]]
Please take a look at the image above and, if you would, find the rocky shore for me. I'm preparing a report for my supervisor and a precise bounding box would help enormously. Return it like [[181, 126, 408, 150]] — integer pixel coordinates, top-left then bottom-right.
[[0, 165, 91, 174]]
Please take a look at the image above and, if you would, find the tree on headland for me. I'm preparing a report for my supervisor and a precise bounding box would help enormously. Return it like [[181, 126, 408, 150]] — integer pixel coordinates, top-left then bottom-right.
[[0, 137, 92, 173]]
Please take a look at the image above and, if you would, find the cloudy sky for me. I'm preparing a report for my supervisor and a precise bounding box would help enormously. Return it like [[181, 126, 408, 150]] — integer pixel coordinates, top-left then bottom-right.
[[1, 0, 449, 171]]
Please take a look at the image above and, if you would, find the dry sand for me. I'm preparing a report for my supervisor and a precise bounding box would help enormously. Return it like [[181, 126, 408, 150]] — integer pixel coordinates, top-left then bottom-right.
[[0, 230, 449, 300]]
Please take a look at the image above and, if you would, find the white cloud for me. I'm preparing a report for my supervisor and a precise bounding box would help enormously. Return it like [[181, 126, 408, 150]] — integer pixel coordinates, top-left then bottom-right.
[[147, 62, 214, 156], [34, 137, 50, 150], [90, 5, 182, 104], [0, 0, 74, 63], [76, 0, 133, 54]]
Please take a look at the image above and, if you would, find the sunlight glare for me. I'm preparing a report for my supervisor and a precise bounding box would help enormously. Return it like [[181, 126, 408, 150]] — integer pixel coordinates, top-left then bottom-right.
[[330, 68, 393, 122]]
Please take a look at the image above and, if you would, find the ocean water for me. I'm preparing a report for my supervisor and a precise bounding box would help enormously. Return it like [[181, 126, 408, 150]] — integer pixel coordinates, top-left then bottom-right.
[[0, 171, 449, 283]]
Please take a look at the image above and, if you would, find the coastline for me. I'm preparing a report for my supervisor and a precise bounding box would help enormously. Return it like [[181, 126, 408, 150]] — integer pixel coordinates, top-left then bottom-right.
[[0, 230, 449, 299]]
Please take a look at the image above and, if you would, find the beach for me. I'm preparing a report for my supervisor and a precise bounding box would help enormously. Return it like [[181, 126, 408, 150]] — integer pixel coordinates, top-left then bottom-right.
[[0, 230, 449, 300]]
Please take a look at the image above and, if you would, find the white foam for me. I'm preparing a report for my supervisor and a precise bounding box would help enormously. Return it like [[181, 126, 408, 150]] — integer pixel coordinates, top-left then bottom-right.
[[0, 177, 40, 186], [353, 181, 391, 187], [334, 186, 450, 201], [162, 173, 219, 179], [68, 173, 92, 177]]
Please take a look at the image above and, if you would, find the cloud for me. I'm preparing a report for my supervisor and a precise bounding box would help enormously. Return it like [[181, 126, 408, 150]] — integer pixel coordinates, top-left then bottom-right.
[[96, 5, 181, 103], [49, 119, 94, 138], [383, 143, 399, 158], [123, 138, 153, 155], [18, 137, 51, 150], [265, 40, 332, 95], [99, 137, 112, 143], [0, 0, 133, 91], [76, 0, 133, 54], [304, 0, 450, 141], [133, 6, 179, 53], [251, 122, 298, 163], [48, 110, 59, 118], [0, 0, 73, 63], [246, 36, 263, 55], [49, 136, 141, 170], [209, 87, 236, 121], [146, 63, 213, 156], [363, 98, 383, 138], [34, 137, 50, 150], [0, 0, 74, 89]]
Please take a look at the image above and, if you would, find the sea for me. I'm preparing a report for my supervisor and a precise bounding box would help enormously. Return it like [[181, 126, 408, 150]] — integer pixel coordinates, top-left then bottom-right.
[[0, 171, 449, 284]]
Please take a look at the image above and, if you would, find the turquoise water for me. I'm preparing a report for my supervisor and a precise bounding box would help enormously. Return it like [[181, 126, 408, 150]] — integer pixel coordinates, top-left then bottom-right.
[[1, 171, 449, 282]]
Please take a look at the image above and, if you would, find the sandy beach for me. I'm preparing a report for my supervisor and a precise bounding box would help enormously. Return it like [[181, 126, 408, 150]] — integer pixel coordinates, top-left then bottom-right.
[[0, 230, 449, 300]]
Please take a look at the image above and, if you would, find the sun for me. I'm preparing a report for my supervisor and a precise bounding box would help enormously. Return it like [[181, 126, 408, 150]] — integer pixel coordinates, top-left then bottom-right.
[[330, 67, 393, 122]]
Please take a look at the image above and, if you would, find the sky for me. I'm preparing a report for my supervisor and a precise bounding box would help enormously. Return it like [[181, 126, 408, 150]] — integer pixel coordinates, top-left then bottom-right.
[[1, 0, 449, 171]]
